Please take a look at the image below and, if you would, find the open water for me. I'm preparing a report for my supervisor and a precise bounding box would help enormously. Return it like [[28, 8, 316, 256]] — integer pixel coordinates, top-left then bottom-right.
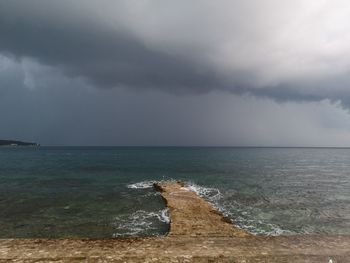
[[0, 147, 349, 237]]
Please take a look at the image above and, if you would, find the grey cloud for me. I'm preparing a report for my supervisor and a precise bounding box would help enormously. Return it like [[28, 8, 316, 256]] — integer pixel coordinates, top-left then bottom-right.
[[1, 54, 350, 146], [1, 0, 350, 107], [0, 1, 221, 94]]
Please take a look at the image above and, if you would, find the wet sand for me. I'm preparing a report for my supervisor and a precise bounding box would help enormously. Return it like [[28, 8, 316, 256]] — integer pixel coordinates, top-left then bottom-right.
[[0, 181, 349, 262]]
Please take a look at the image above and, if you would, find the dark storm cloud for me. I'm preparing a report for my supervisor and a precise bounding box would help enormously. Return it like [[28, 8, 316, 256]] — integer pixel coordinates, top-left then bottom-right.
[[1, 0, 350, 106], [0, 4, 221, 93]]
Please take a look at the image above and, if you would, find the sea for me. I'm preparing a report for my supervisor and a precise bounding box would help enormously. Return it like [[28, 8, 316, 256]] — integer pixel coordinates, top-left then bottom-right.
[[0, 147, 349, 238]]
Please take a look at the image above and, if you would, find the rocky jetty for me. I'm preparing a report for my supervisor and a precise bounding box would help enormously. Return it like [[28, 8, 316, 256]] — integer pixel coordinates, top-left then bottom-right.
[[153, 181, 249, 237], [0, 181, 349, 262]]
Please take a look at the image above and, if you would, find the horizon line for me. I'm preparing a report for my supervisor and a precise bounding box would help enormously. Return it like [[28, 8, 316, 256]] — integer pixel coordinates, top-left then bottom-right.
[[28, 145, 350, 149]]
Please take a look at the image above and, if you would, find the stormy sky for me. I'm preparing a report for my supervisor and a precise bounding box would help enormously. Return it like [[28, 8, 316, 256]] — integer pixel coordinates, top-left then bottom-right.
[[1, 0, 350, 146]]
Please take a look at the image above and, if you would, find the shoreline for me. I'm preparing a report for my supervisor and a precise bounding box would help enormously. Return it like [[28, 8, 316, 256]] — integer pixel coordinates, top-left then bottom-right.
[[1, 181, 349, 262]]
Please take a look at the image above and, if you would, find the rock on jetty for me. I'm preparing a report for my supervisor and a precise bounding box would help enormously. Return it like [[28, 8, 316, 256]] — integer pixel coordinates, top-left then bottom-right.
[[0, 181, 350, 262]]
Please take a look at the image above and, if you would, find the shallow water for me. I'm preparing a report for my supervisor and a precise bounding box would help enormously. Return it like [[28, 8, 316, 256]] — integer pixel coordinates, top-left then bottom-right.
[[0, 147, 349, 237]]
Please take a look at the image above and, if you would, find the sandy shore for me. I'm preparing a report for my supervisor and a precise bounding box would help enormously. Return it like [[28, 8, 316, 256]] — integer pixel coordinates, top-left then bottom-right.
[[1, 181, 349, 262]]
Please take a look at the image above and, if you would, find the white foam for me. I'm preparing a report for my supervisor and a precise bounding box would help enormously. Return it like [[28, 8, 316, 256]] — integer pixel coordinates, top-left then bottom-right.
[[185, 182, 291, 236], [127, 181, 154, 189], [127, 180, 291, 236], [160, 208, 170, 224], [186, 182, 223, 202], [112, 209, 169, 237]]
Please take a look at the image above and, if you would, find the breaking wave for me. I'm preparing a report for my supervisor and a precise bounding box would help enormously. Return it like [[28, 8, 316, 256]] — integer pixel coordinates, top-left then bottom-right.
[[186, 183, 223, 202], [126, 180, 291, 236], [184, 182, 291, 236], [112, 209, 169, 237], [127, 181, 155, 189]]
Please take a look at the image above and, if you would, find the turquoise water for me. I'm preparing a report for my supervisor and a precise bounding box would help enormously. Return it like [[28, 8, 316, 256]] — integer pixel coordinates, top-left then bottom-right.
[[0, 147, 349, 237]]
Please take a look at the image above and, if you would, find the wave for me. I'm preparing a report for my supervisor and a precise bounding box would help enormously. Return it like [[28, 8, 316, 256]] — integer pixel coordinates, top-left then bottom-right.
[[186, 182, 223, 202], [127, 179, 290, 236], [112, 209, 169, 237], [126, 180, 155, 189], [126, 178, 178, 190], [184, 182, 290, 236], [230, 215, 293, 236]]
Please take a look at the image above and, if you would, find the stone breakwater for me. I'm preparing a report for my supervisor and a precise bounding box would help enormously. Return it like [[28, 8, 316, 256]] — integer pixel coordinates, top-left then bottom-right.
[[0, 181, 350, 262], [153, 181, 250, 238]]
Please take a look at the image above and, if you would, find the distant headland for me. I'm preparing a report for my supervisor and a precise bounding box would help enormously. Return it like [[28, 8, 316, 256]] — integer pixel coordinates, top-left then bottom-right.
[[0, 140, 40, 147]]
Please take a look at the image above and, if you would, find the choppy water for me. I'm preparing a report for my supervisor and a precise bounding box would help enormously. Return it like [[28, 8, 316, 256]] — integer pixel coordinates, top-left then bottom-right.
[[0, 147, 349, 238]]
